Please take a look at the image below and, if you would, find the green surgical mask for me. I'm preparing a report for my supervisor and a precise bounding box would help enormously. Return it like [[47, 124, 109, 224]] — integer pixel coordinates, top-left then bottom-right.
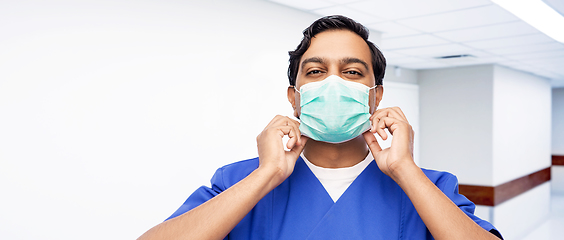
[[296, 75, 376, 143]]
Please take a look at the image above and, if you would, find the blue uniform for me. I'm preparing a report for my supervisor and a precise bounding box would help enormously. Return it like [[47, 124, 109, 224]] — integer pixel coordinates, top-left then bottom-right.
[[167, 157, 499, 239]]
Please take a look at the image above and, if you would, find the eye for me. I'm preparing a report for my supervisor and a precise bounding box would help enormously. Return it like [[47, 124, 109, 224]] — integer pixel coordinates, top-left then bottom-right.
[[306, 70, 323, 75], [344, 70, 363, 76]]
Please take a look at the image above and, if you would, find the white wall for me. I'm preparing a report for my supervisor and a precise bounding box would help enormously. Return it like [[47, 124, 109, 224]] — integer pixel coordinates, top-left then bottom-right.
[[553, 88, 564, 194], [553, 88, 564, 155], [384, 65, 418, 84], [493, 182, 551, 240], [492, 66, 552, 185], [418, 64, 553, 238], [553, 167, 564, 194], [418, 65, 495, 185], [489, 66, 552, 238], [418, 64, 552, 187], [0, 0, 320, 239]]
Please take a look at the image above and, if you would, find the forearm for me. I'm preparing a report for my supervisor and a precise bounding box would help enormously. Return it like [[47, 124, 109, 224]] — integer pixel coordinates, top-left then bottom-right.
[[138, 167, 279, 240], [392, 163, 498, 240]]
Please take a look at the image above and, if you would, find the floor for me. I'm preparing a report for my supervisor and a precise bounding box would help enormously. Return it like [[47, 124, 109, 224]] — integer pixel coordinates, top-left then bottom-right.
[[519, 194, 564, 240]]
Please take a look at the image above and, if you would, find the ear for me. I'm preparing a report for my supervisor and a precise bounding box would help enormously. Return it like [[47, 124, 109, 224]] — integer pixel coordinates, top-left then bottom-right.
[[375, 85, 383, 107], [287, 86, 299, 118], [370, 85, 384, 114]]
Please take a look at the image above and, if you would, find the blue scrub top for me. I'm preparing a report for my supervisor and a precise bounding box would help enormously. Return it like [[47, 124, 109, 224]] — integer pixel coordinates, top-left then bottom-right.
[[167, 157, 500, 239]]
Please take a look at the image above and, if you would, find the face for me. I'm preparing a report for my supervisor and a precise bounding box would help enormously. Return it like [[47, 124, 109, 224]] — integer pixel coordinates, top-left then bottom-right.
[[287, 30, 383, 118]]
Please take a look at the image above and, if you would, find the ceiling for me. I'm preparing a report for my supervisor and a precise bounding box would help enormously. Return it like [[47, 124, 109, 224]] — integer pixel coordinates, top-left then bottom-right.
[[267, 0, 564, 87]]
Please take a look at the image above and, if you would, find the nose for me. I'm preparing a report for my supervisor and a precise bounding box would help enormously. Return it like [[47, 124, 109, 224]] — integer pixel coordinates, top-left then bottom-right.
[[327, 67, 342, 79]]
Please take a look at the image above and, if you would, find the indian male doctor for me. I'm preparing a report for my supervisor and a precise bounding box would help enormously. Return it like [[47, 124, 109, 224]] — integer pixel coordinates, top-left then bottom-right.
[[138, 15, 503, 240]]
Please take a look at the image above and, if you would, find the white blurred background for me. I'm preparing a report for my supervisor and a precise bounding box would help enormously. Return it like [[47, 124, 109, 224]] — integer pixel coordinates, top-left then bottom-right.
[[0, 0, 314, 238], [1, 0, 416, 239]]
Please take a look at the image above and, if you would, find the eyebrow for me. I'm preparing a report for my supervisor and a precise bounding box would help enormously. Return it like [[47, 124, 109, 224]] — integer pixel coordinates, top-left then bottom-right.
[[300, 57, 325, 71], [341, 57, 369, 72], [300, 57, 370, 72]]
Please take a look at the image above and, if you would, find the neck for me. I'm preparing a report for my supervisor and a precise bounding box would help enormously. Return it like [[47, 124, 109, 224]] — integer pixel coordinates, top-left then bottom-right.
[[303, 135, 369, 168]]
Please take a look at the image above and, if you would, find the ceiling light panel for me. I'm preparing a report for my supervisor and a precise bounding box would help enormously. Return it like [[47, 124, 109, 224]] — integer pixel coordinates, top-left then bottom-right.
[[463, 33, 555, 49], [366, 21, 422, 38], [268, 0, 335, 10], [313, 5, 383, 24], [346, 0, 491, 21], [493, 0, 564, 43], [381, 34, 449, 50], [396, 5, 518, 33]]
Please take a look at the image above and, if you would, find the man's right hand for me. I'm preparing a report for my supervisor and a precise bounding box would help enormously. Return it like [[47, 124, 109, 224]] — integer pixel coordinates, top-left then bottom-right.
[[138, 115, 307, 240], [256, 115, 308, 188]]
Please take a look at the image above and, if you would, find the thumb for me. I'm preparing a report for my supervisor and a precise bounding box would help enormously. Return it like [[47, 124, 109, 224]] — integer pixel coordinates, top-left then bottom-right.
[[287, 136, 308, 159], [363, 131, 382, 153]]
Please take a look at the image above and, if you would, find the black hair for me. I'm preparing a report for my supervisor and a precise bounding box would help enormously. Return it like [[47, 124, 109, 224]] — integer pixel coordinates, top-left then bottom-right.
[[288, 15, 386, 86]]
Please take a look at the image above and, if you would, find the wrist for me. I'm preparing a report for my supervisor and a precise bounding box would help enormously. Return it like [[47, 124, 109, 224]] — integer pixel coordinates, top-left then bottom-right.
[[389, 158, 421, 186], [254, 164, 286, 193]]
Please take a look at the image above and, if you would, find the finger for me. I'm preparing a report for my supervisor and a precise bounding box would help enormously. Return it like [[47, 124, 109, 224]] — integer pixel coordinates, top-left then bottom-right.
[[370, 108, 385, 121], [376, 116, 397, 134], [278, 124, 301, 149], [371, 108, 409, 135], [287, 135, 297, 150], [268, 115, 299, 129], [370, 108, 391, 133], [377, 116, 412, 141], [370, 109, 383, 133], [363, 131, 382, 153], [390, 106, 408, 121], [372, 108, 406, 123], [287, 136, 308, 159], [277, 117, 300, 136], [373, 113, 390, 140], [286, 119, 301, 148], [285, 117, 301, 134], [264, 115, 285, 131], [375, 123, 388, 140], [277, 126, 297, 148], [267, 116, 301, 148], [377, 116, 405, 140]]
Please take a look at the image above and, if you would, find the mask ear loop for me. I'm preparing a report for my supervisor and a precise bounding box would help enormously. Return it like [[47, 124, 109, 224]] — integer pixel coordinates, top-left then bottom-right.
[[369, 85, 379, 112], [290, 86, 301, 119], [292, 86, 301, 94]]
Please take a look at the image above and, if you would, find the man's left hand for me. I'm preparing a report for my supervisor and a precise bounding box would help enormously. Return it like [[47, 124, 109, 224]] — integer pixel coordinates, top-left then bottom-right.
[[362, 107, 415, 181]]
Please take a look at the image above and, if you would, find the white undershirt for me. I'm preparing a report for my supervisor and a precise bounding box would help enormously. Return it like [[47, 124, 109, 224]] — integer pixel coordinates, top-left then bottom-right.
[[302, 152, 373, 202]]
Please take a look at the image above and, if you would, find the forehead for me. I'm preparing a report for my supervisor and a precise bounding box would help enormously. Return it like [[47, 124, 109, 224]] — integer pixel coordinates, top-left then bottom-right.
[[300, 30, 372, 67]]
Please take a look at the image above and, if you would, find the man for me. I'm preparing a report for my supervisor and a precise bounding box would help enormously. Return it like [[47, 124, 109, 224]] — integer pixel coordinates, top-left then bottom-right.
[[139, 15, 503, 240]]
